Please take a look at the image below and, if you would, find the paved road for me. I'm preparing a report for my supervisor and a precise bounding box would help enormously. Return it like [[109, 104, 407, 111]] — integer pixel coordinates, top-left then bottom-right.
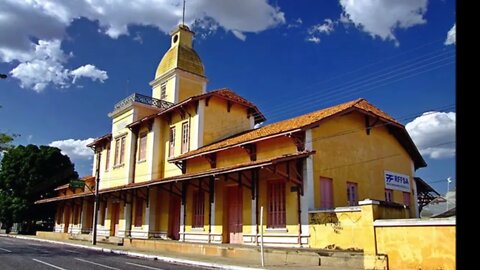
[[0, 236, 206, 270]]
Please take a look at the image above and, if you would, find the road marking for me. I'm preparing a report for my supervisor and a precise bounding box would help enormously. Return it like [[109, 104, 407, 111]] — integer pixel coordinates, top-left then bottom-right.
[[74, 258, 121, 269], [125, 262, 165, 270], [0, 247, 12, 252], [32, 258, 68, 270], [64, 249, 81, 254]]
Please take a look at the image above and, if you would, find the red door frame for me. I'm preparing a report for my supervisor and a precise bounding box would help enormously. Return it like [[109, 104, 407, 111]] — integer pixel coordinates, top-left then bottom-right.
[[168, 195, 181, 240], [110, 202, 120, 236], [225, 185, 243, 244]]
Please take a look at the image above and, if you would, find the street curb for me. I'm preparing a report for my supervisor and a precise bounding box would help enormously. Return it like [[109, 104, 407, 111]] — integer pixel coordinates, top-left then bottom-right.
[[1, 234, 264, 270]]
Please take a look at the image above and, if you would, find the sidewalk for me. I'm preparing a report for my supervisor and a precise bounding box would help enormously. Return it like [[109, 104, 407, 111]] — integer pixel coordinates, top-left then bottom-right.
[[1, 234, 334, 269]]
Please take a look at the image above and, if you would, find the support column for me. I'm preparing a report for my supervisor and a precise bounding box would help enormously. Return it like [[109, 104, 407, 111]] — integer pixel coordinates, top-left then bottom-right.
[[127, 130, 138, 185], [148, 119, 161, 180], [304, 129, 314, 210], [208, 177, 215, 242], [80, 199, 88, 233], [180, 182, 188, 241], [123, 202, 132, 237], [146, 188, 156, 238], [251, 169, 258, 244]]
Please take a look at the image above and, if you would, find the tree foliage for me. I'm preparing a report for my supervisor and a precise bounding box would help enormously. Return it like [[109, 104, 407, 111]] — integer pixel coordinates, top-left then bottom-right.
[[0, 133, 15, 151], [0, 145, 78, 232]]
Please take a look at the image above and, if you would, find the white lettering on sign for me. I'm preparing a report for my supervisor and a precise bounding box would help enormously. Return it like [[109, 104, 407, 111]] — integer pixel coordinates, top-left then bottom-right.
[[384, 171, 410, 192]]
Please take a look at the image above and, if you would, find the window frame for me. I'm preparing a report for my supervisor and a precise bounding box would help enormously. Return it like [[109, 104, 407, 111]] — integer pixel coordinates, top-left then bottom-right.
[[114, 135, 127, 167], [181, 122, 189, 154], [385, 189, 394, 202], [319, 177, 334, 209], [160, 83, 167, 100], [99, 201, 106, 226], [138, 132, 148, 162], [169, 127, 176, 158], [192, 189, 205, 228], [347, 182, 358, 206], [134, 197, 144, 227], [403, 192, 411, 206], [267, 180, 286, 229], [105, 143, 111, 171]]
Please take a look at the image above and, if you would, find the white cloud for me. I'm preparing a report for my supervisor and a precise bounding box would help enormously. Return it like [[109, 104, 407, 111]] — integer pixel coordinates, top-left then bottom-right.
[[339, 0, 428, 45], [307, 36, 321, 44], [287, 18, 303, 29], [49, 138, 95, 160], [1, 0, 284, 62], [232, 30, 247, 41], [133, 32, 143, 44], [70, 64, 108, 84], [9, 40, 108, 92], [312, 19, 336, 34], [10, 40, 70, 92], [1, 0, 284, 89], [307, 18, 336, 44], [445, 24, 456, 45], [406, 111, 456, 159]]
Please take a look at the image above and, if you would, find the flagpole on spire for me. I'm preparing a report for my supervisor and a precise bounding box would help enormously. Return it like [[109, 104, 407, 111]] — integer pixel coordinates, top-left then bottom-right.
[[182, 0, 186, 26]]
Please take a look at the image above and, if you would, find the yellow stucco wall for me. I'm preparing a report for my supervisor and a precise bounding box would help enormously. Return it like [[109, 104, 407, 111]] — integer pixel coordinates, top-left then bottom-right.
[[203, 96, 251, 146], [375, 224, 456, 270], [311, 112, 415, 214], [256, 137, 298, 160], [309, 210, 365, 250], [152, 76, 175, 101], [178, 76, 204, 102], [155, 189, 171, 233], [186, 157, 211, 174], [216, 148, 250, 169], [162, 110, 188, 178], [134, 126, 150, 183]]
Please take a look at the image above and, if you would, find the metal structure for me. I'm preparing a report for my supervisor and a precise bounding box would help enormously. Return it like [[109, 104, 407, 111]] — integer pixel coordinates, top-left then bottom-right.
[[113, 93, 173, 112]]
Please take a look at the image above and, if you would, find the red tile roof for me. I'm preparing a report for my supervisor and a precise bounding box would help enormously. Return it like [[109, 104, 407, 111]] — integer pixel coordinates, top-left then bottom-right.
[[127, 88, 266, 129], [35, 151, 313, 204], [172, 98, 425, 169]]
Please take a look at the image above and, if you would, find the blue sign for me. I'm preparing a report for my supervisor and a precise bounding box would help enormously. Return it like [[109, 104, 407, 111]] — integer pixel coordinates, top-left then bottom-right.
[[384, 171, 410, 192]]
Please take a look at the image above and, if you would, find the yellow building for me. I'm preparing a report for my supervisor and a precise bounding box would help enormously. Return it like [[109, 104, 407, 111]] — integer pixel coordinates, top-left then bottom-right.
[[36, 24, 426, 247]]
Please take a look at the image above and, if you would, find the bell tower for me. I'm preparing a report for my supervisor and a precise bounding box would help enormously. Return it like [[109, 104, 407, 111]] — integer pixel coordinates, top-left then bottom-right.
[[150, 24, 207, 104]]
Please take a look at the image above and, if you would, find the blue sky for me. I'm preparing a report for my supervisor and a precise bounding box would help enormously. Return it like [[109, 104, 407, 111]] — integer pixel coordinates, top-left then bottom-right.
[[0, 0, 455, 194]]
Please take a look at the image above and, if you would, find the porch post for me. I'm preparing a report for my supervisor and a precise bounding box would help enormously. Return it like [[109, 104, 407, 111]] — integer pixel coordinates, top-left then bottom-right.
[[123, 199, 132, 237], [209, 176, 215, 243], [251, 169, 258, 244], [180, 182, 188, 241]]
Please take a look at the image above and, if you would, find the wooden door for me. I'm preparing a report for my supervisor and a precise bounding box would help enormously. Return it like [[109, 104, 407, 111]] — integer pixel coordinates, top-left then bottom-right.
[[110, 203, 120, 236], [63, 205, 71, 233], [168, 195, 181, 240], [226, 186, 243, 244]]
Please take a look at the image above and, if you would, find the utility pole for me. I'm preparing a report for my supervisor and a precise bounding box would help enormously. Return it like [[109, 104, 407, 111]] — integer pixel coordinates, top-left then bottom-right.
[[92, 151, 101, 245], [446, 177, 452, 211]]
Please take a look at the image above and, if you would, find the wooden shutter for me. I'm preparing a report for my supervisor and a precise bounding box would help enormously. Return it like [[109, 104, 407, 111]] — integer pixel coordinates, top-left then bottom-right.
[[320, 177, 333, 209], [267, 181, 286, 228], [192, 190, 205, 228]]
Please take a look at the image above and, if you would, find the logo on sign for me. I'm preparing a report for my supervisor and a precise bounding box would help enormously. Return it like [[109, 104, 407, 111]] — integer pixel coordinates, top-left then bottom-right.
[[384, 171, 410, 192]]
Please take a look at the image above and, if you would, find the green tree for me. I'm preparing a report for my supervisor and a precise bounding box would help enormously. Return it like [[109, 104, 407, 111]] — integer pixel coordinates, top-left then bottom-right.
[[0, 105, 18, 151], [0, 145, 78, 233], [0, 133, 15, 151]]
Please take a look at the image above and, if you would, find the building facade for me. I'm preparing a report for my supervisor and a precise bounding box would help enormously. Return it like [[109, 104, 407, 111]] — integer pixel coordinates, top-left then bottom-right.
[[37, 24, 426, 247]]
